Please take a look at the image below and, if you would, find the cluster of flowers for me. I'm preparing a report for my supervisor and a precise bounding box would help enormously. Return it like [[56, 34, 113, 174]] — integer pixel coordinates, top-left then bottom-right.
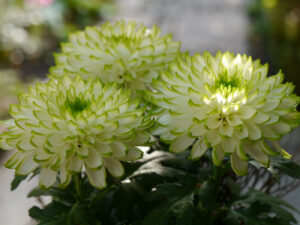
[[0, 20, 299, 189]]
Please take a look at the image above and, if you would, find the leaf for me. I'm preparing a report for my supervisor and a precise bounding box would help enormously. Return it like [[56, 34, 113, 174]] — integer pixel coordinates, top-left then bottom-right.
[[11, 174, 28, 191], [173, 193, 197, 225], [27, 187, 66, 198], [142, 182, 197, 225], [271, 157, 300, 179], [29, 201, 69, 225], [225, 188, 299, 225]]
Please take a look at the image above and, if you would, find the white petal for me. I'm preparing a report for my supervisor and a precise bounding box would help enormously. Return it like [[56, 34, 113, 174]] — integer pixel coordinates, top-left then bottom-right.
[[212, 146, 224, 166], [242, 142, 269, 167], [122, 147, 143, 161], [245, 122, 262, 140], [270, 121, 291, 135], [170, 134, 195, 153], [259, 141, 278, 156], [39, 168, 57, 188], [124, 133, 150, 146], [234, 125, 248, 140], [110, 142, 127, 158], [5, 152, 25, 169], [94, 141, 112, 155], [16, 155, 39, 175], [251, 111, 270, 124], [239, 106, 256, 119], [231, 152, 248, 176], [190, 138, 207, 160], [206, 129, 222, 146], [47, 133, 65, 147], [86, 166, 106, 189], [226, 114, 243, 126], [77, 145, 89, 158], [84, 149, 103, 169], [67, 155, 83, 172], [16, 138, 35, 151], [158, 113, 173, 126], [161, 131, 177, 142], [189, 123, 206, 137], [221, 138, 239, 153], [33, 150, 51, 162], [260, 125, 280, 140], [103, 157, 124, 177], [174, 116, 193, 133], [60, 165, 71, 186], [219, 123, 233, 137], [206, 115, 222, 129], [262, 99, 280, 111], [237, 145, 249, 161]]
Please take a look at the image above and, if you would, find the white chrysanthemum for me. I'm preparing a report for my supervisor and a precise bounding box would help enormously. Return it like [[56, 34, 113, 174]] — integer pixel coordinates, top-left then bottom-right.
[[0, 76, 152, 188], [150, 52, 300, 175], [50, 20, 181, 93]]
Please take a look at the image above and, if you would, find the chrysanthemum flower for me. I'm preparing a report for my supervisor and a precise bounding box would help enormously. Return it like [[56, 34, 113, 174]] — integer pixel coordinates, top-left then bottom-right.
[[49, 20, 181, 93], [150, 52, 300, 175], [0, 76, 152, 188]]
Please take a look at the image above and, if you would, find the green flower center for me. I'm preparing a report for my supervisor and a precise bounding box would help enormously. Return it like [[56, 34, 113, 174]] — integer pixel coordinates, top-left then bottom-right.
[[65, 98, 90, 116], [110, 35, 136, 43], [215, 71, 241, 90]]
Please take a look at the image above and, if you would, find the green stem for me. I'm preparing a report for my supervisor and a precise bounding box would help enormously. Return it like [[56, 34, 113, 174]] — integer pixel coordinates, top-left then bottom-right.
[[208, 162, 231, 224], [74, 173, 82, 200]]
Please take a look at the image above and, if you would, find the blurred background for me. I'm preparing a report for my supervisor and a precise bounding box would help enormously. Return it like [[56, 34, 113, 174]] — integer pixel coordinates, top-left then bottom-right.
[[0, 0, 299, 224]]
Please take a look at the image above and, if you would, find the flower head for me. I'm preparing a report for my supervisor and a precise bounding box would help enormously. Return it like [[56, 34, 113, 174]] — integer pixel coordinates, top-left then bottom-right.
[[150, 52, 300, 175], [50, 20, 181, 93], [0, 76, 152, 188]]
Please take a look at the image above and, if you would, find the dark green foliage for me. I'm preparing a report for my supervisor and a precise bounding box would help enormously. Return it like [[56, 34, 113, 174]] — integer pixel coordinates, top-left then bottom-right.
[[247, 0, 300, 95], [27, 150, 299, 225], [271, 157, 300, 179], [224, 189, 298, 225]]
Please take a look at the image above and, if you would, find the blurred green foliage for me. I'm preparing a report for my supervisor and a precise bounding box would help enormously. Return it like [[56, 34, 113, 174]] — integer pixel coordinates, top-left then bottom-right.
[[248, 0, 300, 95], [0, 0, 114, 70], [0, 69, 25, 119]]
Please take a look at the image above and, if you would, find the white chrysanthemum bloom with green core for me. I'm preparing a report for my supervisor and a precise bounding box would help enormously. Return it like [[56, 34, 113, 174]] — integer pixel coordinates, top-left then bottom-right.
[[0, 76, 152, 188], [49, 20, 181, 93], [150, 52, 300, 175]]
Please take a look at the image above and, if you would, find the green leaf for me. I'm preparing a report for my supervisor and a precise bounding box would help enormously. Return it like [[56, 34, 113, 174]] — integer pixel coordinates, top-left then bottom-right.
[[29, 201, 69, 225], [11, 168, 41, 191], [27, 187, 66, 198], [142, 182, 197, 225], [271, 157, 300, 179], [11, 174, 28, 191], [225, 188, 299, 225]]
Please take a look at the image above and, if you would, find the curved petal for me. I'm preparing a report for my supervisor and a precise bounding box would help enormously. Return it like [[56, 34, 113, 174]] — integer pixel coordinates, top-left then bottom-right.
[[230, 152, 248, 176], [86, 166, 106, 189], [103, 157, 124, 177], [170, 134, 195, 153], [39, 168, 57, 188], [212, 146, 224, 166], [190, 137, 207, 160]]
